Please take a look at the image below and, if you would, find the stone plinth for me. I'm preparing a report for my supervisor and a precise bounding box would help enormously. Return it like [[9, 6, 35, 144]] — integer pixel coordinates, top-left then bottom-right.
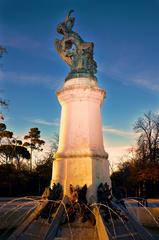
[[51, 77, 110, 201]]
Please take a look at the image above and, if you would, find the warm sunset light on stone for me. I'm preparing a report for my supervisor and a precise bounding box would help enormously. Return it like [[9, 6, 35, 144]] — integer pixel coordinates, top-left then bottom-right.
[[51, 77, 110, 200]]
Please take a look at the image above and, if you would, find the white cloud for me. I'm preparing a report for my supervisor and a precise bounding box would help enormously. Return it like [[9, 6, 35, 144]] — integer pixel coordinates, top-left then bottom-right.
[[0, 71, 63, 90], [103, 127, 137, 171], [0, 29, 42, 51], [104, 58, 159, 92], [29, 118, 60, 127], [155, 109, 159, 115], [103, 126, 135, 137], [0, 71, 51, 84], [132, 78, 159, 91], [105, 144, 135, 172], [0, 70, 65, 90]]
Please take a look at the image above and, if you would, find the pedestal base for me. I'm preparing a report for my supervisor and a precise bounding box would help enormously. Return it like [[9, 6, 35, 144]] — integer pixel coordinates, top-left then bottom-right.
[[51, 152, 110, 202]]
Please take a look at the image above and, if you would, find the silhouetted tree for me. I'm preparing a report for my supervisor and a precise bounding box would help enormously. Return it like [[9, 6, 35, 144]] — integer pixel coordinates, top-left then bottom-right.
[[0, 144, 30, 167], [134, 111, 159, 165], [0, 124, 30, 167], [23, 128, 45, 171], [0, 45, 6, 57], [51, 133, 59, 153], [0, 123, 13, 141], [0, 123, 7, 132], [0, 45, 8, 119], [14, 145, 31, 170], [111, 112, 159, 198], [0, 99, 8, 109], [35, 133, 59, 194], [0, 123, 13, 163]]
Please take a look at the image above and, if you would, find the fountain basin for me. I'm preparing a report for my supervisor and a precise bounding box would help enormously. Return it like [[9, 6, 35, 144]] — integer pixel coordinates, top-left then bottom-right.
[[127, 206, 159, 228]]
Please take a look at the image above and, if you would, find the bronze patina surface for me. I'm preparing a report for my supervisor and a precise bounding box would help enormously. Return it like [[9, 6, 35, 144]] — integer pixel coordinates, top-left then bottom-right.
[[55, 10, 97, 81]]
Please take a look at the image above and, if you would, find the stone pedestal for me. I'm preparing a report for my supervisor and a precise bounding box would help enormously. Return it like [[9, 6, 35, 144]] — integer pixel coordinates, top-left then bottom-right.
[[51, 77, 110, 201]]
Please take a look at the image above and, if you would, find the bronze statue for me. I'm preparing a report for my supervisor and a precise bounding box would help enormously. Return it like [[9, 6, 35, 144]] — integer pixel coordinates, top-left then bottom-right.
[[55, 10, 97, 81]]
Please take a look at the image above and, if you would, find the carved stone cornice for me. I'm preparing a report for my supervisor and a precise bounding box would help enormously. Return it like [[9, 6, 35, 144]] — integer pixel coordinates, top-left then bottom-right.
[[54, 149, 108, 159], [56, 84, 106, 105]]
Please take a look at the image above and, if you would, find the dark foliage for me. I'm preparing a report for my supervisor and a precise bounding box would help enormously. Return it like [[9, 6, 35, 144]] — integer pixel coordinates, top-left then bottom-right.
[[0, 164, 40, 196], [111, 112, 159, 198], [0, 45, 8, 114], [0, 46, 6, 57], [0, 125, 55, 197], [23, 128, 45, 171]]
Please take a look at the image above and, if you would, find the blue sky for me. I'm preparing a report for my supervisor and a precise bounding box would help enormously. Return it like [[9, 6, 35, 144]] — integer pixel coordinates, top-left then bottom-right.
[[0, 0, 159, 167]]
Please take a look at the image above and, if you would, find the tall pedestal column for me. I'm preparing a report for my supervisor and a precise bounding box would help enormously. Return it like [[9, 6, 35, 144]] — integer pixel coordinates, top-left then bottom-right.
[[51, 77, 110, 201]]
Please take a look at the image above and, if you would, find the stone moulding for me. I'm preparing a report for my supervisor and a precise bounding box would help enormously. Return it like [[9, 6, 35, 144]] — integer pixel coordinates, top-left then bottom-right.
[[56, 85, 106, 105], [54, 150, 108, 159]]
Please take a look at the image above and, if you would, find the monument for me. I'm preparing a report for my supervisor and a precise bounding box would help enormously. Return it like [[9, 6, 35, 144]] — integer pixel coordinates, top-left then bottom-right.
[[51, 10, 111, 201], [0, 11, 155, 240]]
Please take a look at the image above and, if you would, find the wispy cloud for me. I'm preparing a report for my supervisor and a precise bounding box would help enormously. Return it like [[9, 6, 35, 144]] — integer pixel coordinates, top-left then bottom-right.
[[132, 78, 159, 91], [0, 27, 42, 51], [0, 71, 48, 83], [103, 126, 135, 137], [101, 53, 159, 92], [29, 118, 60, 127], [155, 109, 159, 115], [104, 136, 136, 170], [106, 144, 133, 170], [0, 71, 5, 81], [0, 70, 62, 89]]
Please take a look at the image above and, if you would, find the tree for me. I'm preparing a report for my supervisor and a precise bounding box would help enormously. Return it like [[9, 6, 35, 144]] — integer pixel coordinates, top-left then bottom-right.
[[0, 123, 7, 132], [23, 128, 45, 171], [0, 144, 30, 167], [0, 46, 6, 57], [0, 123, 13, 163], [35, 133, 59, 194], [0, 123, 30, 166], [51, 133, 59, 153], [134, 112, 159, 165], [0, 123, 13, 142], [0, 45, 8, 118], [12, 141, 31, 170], [111, 112, 159, 198], [0, 98, 8, 109]]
